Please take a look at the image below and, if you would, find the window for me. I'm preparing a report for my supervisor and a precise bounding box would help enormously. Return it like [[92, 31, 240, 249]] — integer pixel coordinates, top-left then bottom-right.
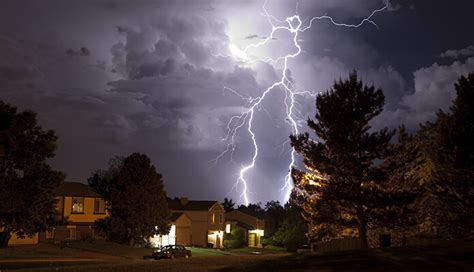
[[219, 213, 223, 224], [94, 198, 105, 214], [46, 228, 55, 239], [66, 226, 76, 240], [211, 212, 215, 224], [71, 197, 84, 213]]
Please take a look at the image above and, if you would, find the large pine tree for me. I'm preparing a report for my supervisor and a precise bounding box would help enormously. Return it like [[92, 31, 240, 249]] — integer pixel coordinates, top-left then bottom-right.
[[407, 72, 474, 237], [291, 72, 414, 248]]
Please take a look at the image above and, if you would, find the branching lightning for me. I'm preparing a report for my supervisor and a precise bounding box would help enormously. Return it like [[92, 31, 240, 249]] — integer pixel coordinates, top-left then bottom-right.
[[215, 0, 388, 205]]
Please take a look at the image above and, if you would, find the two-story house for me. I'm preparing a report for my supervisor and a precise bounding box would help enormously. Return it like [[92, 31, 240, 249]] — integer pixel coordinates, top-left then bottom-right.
[[39, 181, 108, 242], [226, 207, 266, 248], [167, 197, 225, 248]]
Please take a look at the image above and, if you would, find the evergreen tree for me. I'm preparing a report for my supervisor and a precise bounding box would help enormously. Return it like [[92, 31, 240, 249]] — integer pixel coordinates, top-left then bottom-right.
[[222, 198, 235, 212], [290, 72, 415, 248], [0, 101, 64, 247], [408, 72, 474, 237], [90, 153, 171, 245]]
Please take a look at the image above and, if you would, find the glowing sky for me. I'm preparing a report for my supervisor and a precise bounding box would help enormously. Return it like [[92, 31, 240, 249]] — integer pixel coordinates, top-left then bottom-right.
[[1, 0, 473, 204]]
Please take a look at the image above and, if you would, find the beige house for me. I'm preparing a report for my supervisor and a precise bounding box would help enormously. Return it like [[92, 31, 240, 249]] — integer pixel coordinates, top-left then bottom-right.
[[8, 182, 108, 246], [40, 182, 108, 242], [226, 209, 266, 248], [149, 212, 192, 247], [167, 198, 226, 248]]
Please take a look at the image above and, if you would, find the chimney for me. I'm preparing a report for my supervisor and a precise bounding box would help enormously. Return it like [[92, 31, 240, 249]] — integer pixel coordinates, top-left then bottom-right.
[[180, 197, 188, 206]]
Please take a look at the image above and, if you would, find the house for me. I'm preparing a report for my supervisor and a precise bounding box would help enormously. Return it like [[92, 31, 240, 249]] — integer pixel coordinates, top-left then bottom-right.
[[226, 208, 266, 248], [8, 181, 108, 246], [167, 197, 226, 248], [39, 181, 108, 243], [149, 212, 192, 247]]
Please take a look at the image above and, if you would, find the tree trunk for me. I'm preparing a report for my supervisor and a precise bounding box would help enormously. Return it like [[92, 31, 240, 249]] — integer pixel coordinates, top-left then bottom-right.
[[359, 225, 368, 248], [0, 231, 11, 248]]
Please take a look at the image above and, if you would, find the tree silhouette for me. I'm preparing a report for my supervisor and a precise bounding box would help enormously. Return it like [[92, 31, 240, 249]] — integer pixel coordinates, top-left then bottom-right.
[[407, 72, 474, 237], [222, 198, 235, 212], [0, 101, 64, 247], [291, 72, 414, 248], [91, 153, 171, 245]]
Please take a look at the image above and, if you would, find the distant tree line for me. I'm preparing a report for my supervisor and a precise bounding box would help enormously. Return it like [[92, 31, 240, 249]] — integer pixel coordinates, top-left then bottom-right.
[[290, 71, 474, 248]]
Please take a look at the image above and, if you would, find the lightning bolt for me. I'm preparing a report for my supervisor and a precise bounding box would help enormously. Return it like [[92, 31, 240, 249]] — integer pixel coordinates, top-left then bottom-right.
[[215, 0, 389, 205]]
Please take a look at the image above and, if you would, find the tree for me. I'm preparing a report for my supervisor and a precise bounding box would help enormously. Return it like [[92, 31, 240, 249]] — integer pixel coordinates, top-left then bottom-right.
[[90, 153, 171, 246], [264, 201, 285, 231], [88, 156, 124, 200], [290, 72, 415, 248], [222, 198, 235, 212], [407, 72, 474, 238], [265, 203, 307, 252], [0, 101, 64, 247]]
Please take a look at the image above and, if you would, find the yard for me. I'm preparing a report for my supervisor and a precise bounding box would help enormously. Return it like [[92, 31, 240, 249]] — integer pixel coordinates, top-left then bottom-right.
[[1, 241, 472, 271]]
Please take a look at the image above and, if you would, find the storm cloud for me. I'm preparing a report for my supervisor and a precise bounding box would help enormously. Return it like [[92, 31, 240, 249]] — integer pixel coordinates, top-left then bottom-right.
[[1, 0, 473, 203]]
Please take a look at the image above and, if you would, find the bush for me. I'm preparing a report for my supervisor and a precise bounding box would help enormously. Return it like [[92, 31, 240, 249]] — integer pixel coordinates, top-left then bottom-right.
[[224, 228, 246, 249]]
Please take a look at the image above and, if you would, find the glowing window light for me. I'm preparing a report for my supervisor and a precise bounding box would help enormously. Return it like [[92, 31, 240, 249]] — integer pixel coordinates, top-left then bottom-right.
[[225, 223, 231, 234]]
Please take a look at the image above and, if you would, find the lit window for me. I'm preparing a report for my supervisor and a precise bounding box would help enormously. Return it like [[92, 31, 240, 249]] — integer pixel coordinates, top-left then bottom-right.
[[226, 223, 231, 234], [94, 198, 105, 214], [211, 212, 215, 224], [71, 197, 84, 213]]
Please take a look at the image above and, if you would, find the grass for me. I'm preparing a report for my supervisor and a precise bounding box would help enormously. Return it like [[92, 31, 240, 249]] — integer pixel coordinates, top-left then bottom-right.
[[188, 247, 236, 256], [4, 241, 471, 271], [64, 240, 153, 260], [0, 243, 99, 260], [219, 241, 474, 271], [226, 245, 286, 255]]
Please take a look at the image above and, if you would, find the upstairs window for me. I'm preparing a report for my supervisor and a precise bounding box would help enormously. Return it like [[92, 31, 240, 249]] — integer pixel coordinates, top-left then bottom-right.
[[94, 198, 106, 214], [219, 213, 223, 224], [71, 197, 84, 214], [211, 212, 215, 224]]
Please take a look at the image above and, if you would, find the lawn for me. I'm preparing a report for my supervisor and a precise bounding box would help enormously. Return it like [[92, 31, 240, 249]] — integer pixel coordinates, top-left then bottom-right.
[[220, 240, 474, 271], [64, 240, 153, 260], [0, 243, 103, 260], [4, 241, 472, 271]]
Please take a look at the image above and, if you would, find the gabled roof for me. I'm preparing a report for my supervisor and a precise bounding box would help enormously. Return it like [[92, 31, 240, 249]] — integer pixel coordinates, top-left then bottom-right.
[[56, 182, 102, 198], [167, 198, 219, 211], [170, 212, 184, 222]]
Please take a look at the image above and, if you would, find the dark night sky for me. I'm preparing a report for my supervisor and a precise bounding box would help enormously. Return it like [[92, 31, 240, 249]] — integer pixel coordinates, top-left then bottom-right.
[[1, 0, 473, 204]]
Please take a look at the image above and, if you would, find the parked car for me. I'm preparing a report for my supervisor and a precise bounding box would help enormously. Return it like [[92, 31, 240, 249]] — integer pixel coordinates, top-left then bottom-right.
[[152, 245, 192, 259]]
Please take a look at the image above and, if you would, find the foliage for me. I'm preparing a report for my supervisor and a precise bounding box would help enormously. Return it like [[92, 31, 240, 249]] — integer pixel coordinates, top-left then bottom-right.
[[264, 201, 285, 231], [403, 72, 474, 238], [224, 228, 246, 249], [222, 198, 235, 212], [265, 203, 307, 252], [290, 72, 416, 248], [0, 101, 65, 247], [90, 153, 171, 246]]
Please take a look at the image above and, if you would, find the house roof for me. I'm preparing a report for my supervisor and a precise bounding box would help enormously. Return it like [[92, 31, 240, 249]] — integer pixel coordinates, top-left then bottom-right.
[[170, 212, 184, 222], [167, 198, 219, 211], [235, 206, 266, 219], [56, 182, 103, 198]]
